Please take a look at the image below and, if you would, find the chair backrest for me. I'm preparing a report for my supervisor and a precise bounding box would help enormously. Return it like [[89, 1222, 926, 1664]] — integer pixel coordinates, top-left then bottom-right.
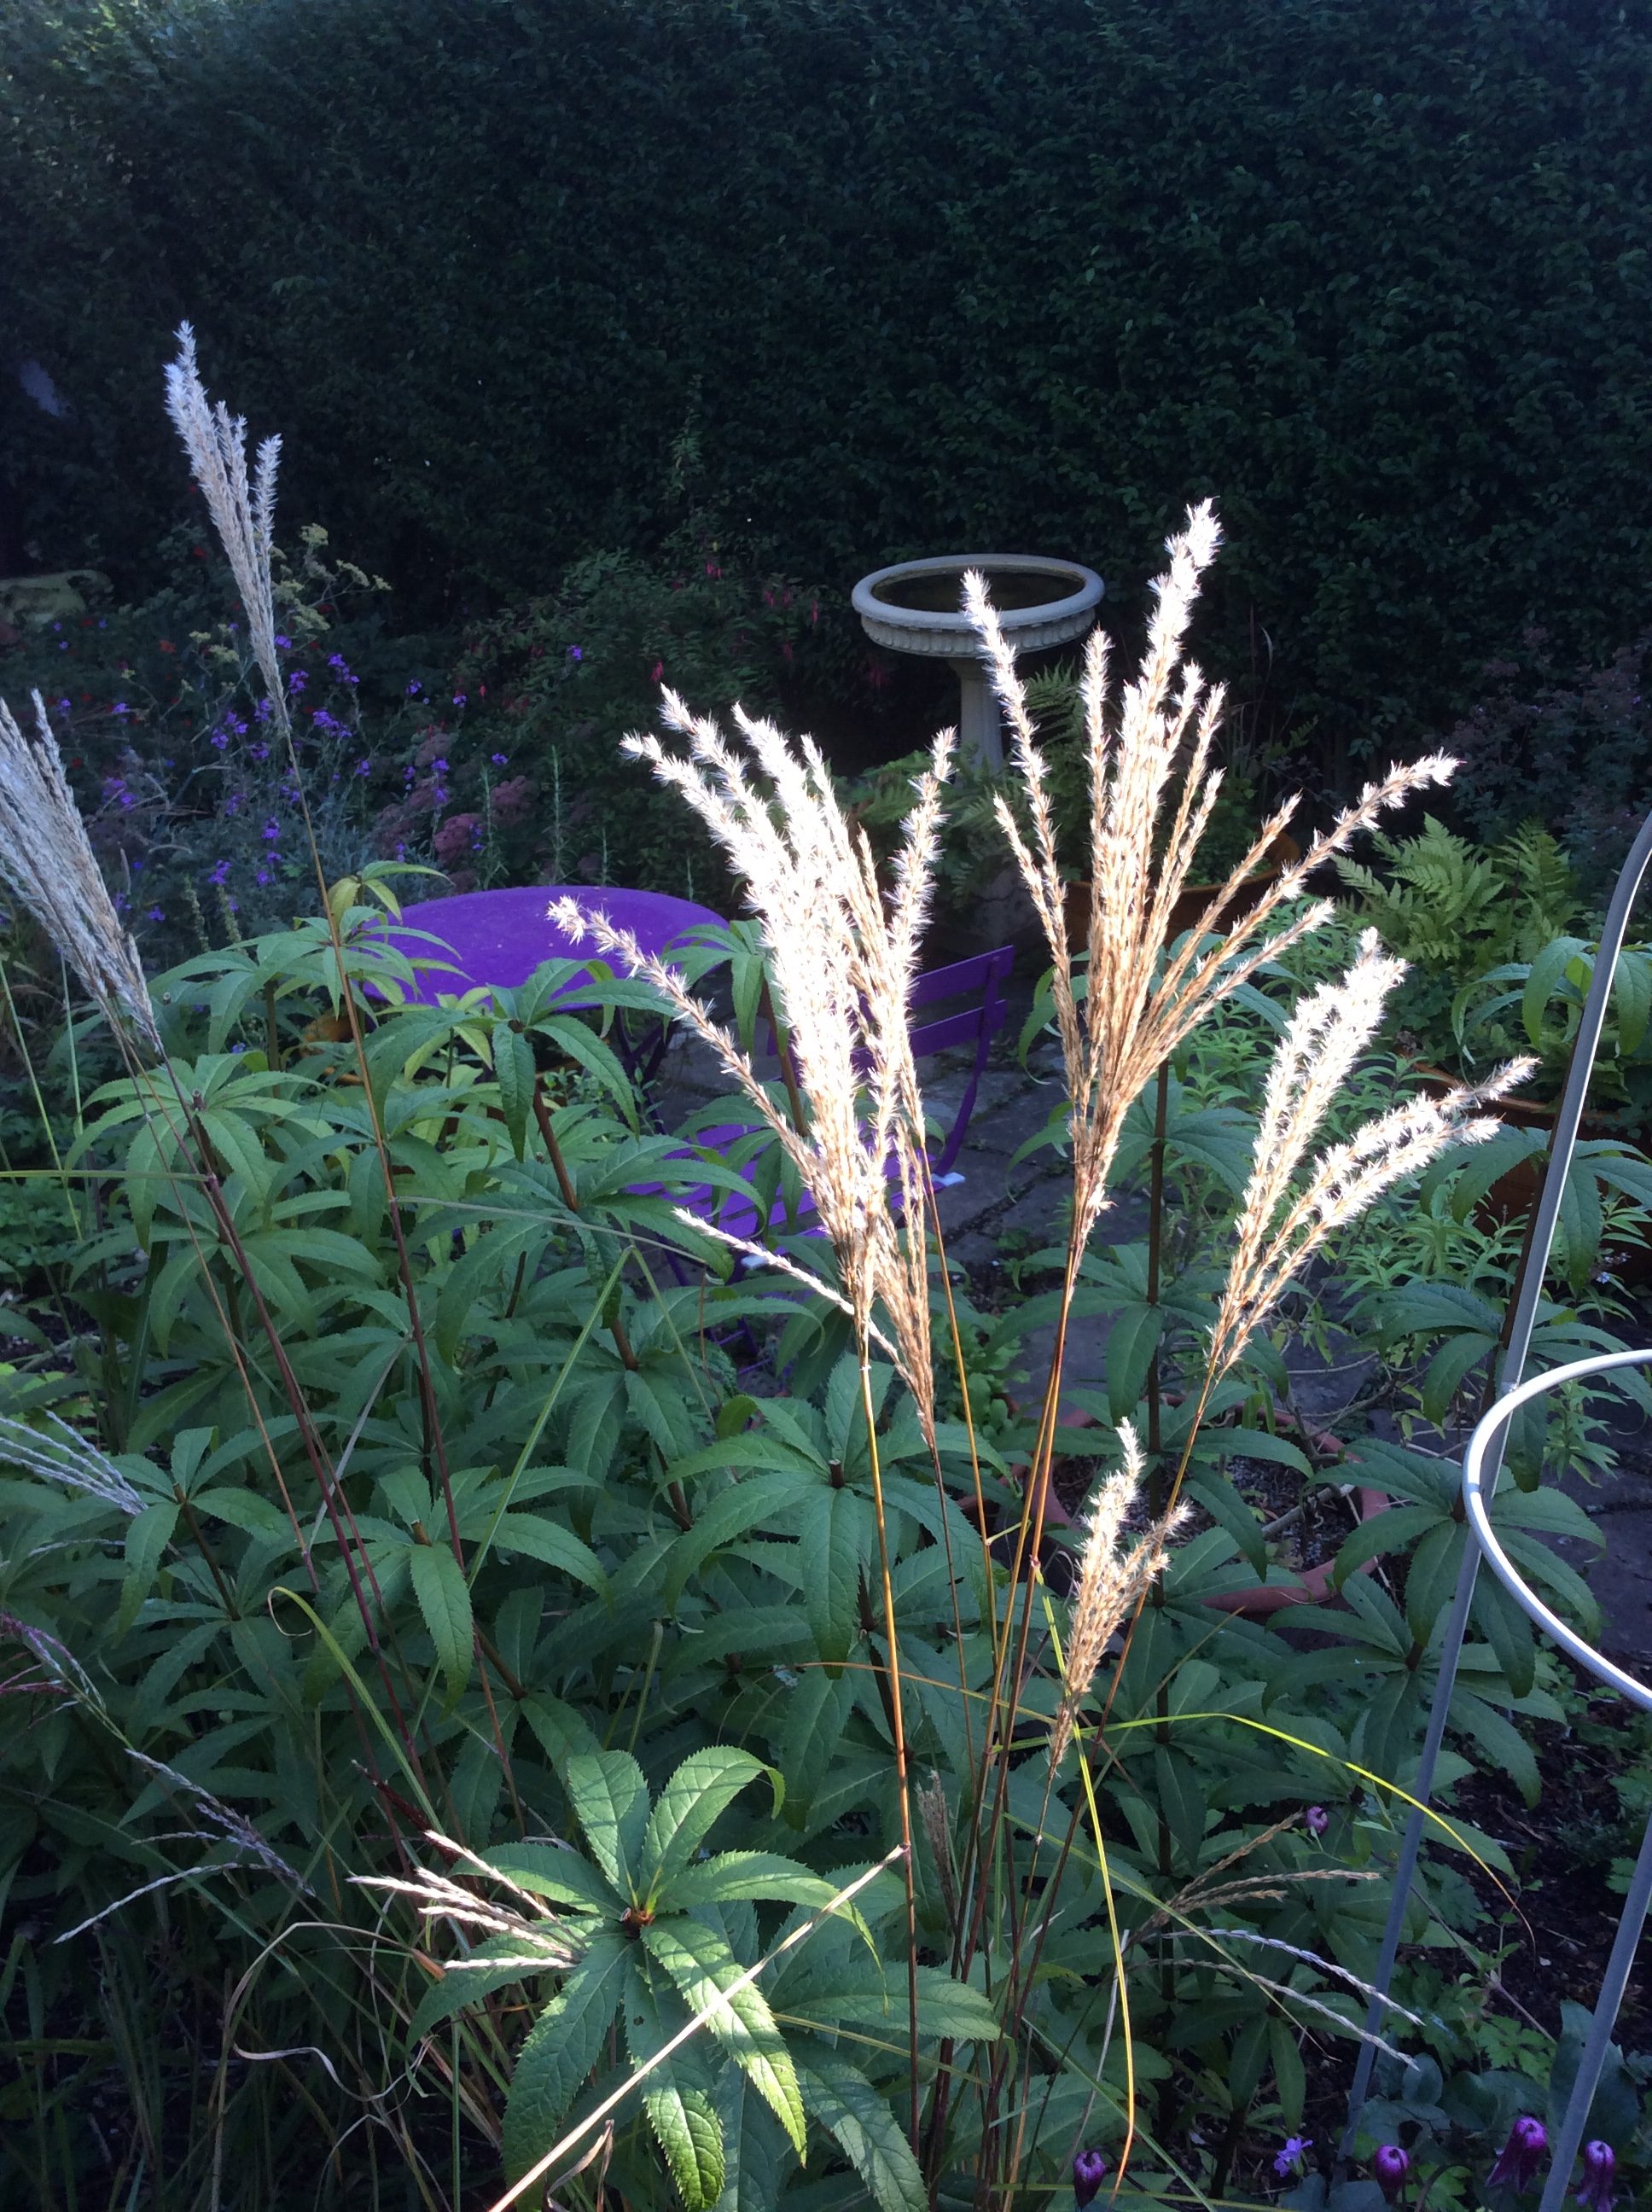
[[905, 945, 1015, 1177]]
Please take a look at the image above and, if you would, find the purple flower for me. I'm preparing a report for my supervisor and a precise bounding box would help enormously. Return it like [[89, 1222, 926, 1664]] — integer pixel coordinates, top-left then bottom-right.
[[1304, 1805, 1329, 1837], [261, 818, 281, 841], [275, 632, 292, 649], [431, 757, 448, 775], [55, 696, 71, 714], [1374, 2143, 1411, 2203], [207, 859, 231, 886], [112, 701, 130, 717], [355, 757, 371, 777], [328, 652, 348, 672], [230, 1040, 247, 1054], [1272, 2135, 1312, 2180], [405, 678, 422, 696], [1578, 2140, 1615, 2212], [433, 784, 449, 805], [451, 692, 467, 707], [1487, 2116, 1548, 2193], [211, 726, 230, 749], [491, 750, 508, 765], [288, 669, 307, 693], [567, 644, 582, 661], [249, 742, 270, 762], [256, 865, 272, 886], [1072, 2147, 1108, 2207], [255, 696, 273, 723]]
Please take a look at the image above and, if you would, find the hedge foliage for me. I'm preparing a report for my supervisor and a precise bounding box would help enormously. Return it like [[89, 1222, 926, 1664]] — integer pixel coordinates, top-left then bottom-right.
[[4, 0, 1651, 766]]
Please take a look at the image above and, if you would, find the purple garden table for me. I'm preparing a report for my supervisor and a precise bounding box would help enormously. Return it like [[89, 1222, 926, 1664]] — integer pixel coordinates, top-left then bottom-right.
[[377, 885, 725, 1008]]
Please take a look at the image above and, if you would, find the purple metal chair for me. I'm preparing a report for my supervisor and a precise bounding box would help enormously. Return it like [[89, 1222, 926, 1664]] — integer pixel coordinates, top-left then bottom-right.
[[644, 945, 1016, 1248]]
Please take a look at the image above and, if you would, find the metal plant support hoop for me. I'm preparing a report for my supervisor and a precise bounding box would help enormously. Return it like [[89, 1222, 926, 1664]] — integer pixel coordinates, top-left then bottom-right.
[[1340, 805, 1652, 2203]]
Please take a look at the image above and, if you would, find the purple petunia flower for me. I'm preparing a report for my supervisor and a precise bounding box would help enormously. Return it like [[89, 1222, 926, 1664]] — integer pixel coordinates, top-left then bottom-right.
[[1304, 1805, 1329, 1836], [1072, 2147, 1108, 2208], [1487, 2116, 1548, 2194], [1578, 2139, 1615, 2212], [1374, 2143, 1410, 2203], [1273, 2135, 1312, 2180]]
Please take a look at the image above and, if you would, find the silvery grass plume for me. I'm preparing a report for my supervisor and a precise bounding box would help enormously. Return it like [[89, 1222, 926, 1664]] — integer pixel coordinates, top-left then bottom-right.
[[968, 502, 1457, 1258], [0, 1412, 146, 1515], [0, 689, 160, 1055], [1207, 928, 1532, 1382], [1049, 1422, 1187, 1768], [550, 698, 954, 1440], [163, 322, 287, 737]]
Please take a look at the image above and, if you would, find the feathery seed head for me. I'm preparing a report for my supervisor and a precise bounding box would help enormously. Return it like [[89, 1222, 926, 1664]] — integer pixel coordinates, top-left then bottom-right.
[[1208, 928, 1532, 1378], [0, 690, 160, 1053], [163, 324, 287, 737], [978, 503, 1461, 1261], [1050, 1422, 1187, 1767], [553, 707, 954, 1434]]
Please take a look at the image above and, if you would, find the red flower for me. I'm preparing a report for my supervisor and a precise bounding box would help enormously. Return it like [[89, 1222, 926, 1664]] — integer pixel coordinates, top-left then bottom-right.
[[158, 640, 175, 654]]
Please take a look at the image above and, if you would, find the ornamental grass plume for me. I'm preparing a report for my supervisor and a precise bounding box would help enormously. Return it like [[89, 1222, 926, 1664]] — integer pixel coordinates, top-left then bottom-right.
[[1049, 1422, 1186, 1768], [969, 502, 1457, 1262], [0, 688, 160, 1055], [1207, 928, 1533, 1383], [550, 699, 954, 1441], [163, 323, 287, 735]]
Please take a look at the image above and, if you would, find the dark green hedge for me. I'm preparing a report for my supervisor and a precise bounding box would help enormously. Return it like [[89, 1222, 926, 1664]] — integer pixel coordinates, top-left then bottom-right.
[[4, 0, 1650, 765]]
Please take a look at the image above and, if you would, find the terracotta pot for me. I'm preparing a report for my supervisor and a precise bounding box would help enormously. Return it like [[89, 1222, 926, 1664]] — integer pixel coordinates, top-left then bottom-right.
[[1003, 1400, 1386, 1616], [1411, 1062, 1652, 1285], [1063, 830, 1302, 953], [1201, 1481, 1389, 1619]]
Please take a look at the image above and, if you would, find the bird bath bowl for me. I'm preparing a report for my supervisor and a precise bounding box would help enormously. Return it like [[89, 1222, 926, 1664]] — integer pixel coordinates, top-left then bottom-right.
[[852, 553, 1103, 770]]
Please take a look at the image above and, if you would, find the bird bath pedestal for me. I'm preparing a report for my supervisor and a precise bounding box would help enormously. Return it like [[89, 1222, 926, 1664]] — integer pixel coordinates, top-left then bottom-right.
[[852, 554, 1103, 770]]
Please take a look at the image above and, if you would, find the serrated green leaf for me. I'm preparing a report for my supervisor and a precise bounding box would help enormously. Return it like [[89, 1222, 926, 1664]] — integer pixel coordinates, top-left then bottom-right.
[[666, 1851, 846, 1913], [409, 1541, 473, 1703], [484, 1840, 622, 1914], [644, 1748, 766, 1895], [494, 1512, 610, 1600], [564, 1750, 650, 1897], [119, 1499, 179, 1632], [799, 1484, 864, 1673], [501, 1932, 629, 2180], [794, 2055, 925, 2212], [640, 1917, 805, 2156]]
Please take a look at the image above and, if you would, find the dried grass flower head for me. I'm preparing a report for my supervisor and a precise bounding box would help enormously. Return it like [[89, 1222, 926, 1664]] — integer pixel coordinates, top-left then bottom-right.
[[1050, 1421, 1187, 1768], [550, 697, 954, 1435], [1207, 927, 1533, 1381], [970, 502, 1457, 1258], [0, 689, 160, 1055], [163, 322, 286, 735]]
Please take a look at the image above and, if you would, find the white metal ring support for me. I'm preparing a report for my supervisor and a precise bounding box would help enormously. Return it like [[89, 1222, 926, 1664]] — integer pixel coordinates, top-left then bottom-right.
[[1340, 805, 1652, 2172], [1463, 1355, 1652, 2212]]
